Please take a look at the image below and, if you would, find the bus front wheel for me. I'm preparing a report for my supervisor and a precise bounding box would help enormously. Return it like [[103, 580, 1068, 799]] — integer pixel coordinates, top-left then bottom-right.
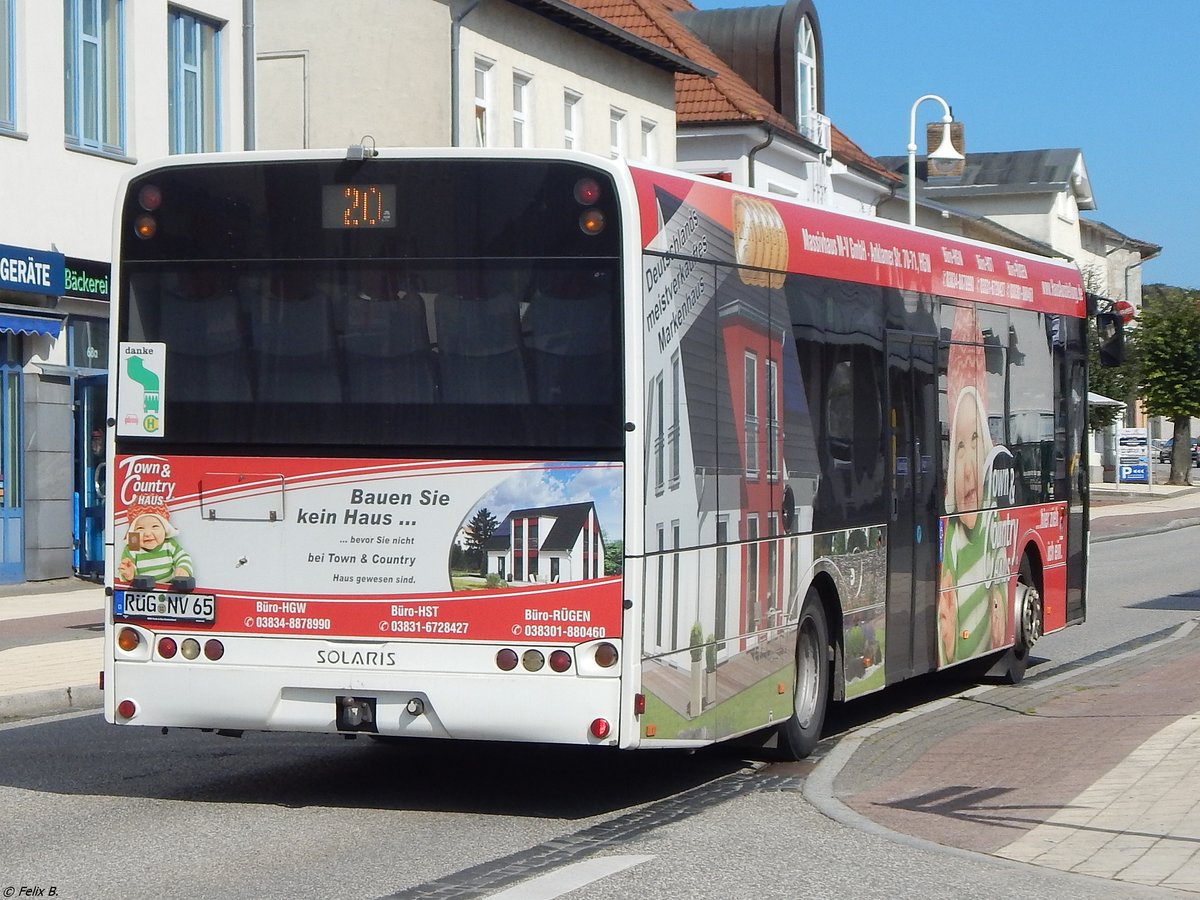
[[998, 556, 1042, 685], [778, 589, 830, 759]]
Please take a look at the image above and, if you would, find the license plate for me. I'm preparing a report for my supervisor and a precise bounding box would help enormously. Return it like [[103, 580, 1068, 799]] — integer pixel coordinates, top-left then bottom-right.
[[114, 591, 216, 624]]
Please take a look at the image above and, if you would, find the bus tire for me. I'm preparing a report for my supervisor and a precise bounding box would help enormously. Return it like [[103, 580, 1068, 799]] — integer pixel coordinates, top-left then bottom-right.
[[777, 588, 830, 760], [998, 555, 1042, 685]]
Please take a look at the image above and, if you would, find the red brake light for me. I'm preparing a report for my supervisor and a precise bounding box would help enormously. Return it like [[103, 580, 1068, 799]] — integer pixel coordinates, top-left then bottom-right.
[[496, 648, 519, 671], [573, 177, 601, 205], [549, 650, 572, 673], [157, 637, 178, 659], [138, 183, 162, 210], [203, 639, 224, 661]]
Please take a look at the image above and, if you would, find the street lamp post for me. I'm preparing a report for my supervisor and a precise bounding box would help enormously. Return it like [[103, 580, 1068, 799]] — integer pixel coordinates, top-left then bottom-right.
[[908, 94, 965, 227]]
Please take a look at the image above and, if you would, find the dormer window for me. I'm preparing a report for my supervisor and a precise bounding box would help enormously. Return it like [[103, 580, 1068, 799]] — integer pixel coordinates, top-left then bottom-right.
[[797, 16, 817, 128]]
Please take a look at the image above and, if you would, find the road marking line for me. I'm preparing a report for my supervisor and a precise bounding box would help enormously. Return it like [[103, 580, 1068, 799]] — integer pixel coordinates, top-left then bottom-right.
[[482, 855, 654, 900]]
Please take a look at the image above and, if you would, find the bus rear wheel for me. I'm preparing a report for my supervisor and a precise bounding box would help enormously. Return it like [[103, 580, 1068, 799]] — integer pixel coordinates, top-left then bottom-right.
[[777, 589, 830, 760]]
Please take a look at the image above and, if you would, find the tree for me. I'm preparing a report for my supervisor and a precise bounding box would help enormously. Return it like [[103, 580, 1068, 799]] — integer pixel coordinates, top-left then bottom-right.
[[604, 539, 624, 576], [462, 507, 499, 573], [1137, 285, 1200, 485]]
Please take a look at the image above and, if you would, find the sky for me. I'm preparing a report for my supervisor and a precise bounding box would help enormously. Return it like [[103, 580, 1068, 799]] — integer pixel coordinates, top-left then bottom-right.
[[690, 0, 1200, 289]]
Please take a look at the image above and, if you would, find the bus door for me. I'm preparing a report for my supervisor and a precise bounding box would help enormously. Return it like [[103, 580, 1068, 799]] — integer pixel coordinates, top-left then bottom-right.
[[884, 332, 939, 680], [74, 373, 107, 579]]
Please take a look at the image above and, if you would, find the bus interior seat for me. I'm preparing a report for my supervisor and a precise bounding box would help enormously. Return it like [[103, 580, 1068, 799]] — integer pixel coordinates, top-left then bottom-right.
[[159, 271, 253, 402], [525, 271, 613, 404], [342, 289, 437, 403], [251, 277, 342, 403], [433, 291, 530, 404]]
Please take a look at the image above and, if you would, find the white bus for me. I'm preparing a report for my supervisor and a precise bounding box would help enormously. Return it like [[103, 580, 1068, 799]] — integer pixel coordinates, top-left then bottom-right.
[[105, 149, 1091, 758]]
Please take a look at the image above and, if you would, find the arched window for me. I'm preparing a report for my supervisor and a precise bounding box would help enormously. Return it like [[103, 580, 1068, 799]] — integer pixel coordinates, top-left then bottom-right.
[[796, 16, 818, 128]]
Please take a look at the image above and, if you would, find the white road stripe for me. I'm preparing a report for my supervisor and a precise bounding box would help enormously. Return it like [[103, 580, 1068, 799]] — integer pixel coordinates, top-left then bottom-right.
[[483, 855, 655, 899]]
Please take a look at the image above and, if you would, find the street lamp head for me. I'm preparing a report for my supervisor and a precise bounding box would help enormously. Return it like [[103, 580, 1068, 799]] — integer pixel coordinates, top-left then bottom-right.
[[928, 122, 965, 165]]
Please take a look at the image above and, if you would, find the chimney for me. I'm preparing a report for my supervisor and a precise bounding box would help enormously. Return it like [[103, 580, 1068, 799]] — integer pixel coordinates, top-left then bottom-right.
[[925, 121, 966, 180]]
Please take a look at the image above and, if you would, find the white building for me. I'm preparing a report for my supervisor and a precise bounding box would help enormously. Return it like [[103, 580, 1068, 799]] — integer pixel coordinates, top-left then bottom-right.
[[254, 0, 706, 161], [0, 0, 248, 581]]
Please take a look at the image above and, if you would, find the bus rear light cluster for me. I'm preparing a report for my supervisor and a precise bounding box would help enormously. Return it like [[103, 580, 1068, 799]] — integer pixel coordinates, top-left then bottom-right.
[[492, 642, 618, 673], [147, 635, 222, 661], [133, 184, 162, 240], [573, 177, 606, 235]]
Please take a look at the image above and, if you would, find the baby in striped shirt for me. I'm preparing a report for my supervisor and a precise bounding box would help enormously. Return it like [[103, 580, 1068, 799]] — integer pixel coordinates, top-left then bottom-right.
[[118, 503, 193, 585]]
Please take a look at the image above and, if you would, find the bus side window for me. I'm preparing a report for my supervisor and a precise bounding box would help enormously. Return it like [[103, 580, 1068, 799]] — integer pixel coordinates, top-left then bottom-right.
[[250, 270, 341, 403], [161, 269, 253, 403], [433, 286, 530, 405]]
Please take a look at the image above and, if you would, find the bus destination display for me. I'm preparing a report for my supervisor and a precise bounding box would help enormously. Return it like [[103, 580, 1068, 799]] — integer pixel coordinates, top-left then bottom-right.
[[322, 184, 396, 229]]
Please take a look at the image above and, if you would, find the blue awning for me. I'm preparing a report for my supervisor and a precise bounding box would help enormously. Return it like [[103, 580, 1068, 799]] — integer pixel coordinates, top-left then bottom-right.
[[0, 314, 63, 337]]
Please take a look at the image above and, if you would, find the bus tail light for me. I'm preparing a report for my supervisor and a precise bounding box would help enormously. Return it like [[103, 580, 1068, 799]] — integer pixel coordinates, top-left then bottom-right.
[[549, 650, 572, 673], [590, 718, 610, 739], [593, 642, 618, 668], [496, 648, 518, 671], [521, 649, 545, 672], [157, 637, 178, 659], [203, 639, 225, 661], [181, 639, 201, 660], [133, 215, 157, 240], [137, 183, 162, 211], [573, 177, 601, 205], [117, 699, 137, 719], [579, 209, 606, 235], [117, 628, 141, 652]]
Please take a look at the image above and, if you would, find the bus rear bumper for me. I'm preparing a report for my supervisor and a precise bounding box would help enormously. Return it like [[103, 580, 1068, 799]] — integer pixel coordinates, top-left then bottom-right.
[[106, 661, 627, 747]]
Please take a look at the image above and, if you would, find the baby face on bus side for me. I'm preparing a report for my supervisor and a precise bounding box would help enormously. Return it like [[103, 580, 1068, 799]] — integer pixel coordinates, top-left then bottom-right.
[[952, 390, 984, 530]]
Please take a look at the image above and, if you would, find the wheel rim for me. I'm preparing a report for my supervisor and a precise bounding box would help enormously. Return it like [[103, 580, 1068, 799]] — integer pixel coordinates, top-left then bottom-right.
[[794, 619, 820, 729], [1016, 579, 1043, 651]]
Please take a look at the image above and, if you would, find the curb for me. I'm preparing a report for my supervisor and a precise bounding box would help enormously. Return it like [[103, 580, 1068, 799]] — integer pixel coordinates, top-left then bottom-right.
[[0, 683, 102, 723], [802, 622, 1199, 897], [1092, 515, 1200, 543]]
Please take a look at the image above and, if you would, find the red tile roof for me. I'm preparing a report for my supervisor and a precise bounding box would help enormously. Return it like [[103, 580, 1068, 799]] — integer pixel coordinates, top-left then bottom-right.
[[562, 0, 899, 184]]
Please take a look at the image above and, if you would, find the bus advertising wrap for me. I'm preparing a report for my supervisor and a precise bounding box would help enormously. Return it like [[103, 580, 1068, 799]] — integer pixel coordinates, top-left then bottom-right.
[[112, 456, 623, 643]]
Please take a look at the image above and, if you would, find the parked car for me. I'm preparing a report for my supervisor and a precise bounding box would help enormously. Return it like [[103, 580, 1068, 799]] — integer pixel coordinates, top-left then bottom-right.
[[1157, 437, 1200, 465]]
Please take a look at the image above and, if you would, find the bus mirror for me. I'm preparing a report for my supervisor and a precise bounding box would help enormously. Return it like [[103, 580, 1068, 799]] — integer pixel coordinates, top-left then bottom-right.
[[1096, 312, 1125, 368]]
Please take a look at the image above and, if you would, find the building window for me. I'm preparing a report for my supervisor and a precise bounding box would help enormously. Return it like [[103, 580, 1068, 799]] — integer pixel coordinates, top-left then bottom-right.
[[668, 352, 680, 486], [474, 57, 492, 148], [609, 107, 625, 158], [168, 9, 221, 154], [512, 72, 531, 148], [796, 16, 817, 127], [641, 118, 657, 164], [766, 358, 779, 481], [64, 0, 125, 155], [653, 372, 665, 493], [670, 521, 680, 650], [0, 0, 13, 131], [563, 89, 580, 150], [744, 352, 759, 478]]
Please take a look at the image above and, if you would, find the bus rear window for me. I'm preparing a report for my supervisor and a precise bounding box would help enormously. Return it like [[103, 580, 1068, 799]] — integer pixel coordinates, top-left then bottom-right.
[[121, 260, 622, 451]]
